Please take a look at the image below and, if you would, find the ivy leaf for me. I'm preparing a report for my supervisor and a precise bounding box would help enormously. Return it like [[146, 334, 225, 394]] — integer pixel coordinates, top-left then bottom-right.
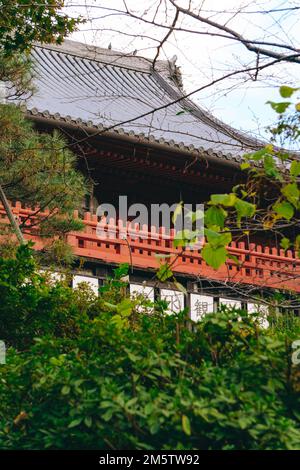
[[264, 155, 280, 179], [210, 193, 237, 207], [174, 229, 197, 247], [244, 147, 268, 161], [157, 263, 173, 282], [266, 101, 291, 114], [295, 235, 300, 252], [228, 254, 240, 265], [173, 237, 185, 248], [104, 301, 117, 310], [202, 244, 228, 269], [205, 206, 227, 228], [205, 229, 231, 248], [186, 209, 204, 223], [279, 86, 299, 98], [235, 199, 256, 226], [273, 201, 294, 220], [182, 415, 191, 436], [280, 237, 290, 250], [172, 201, 183, 224], [290, 161, 300, 177], [281, 183, 300, 207], [240, 162, 251, 170], [117, 299, 133, 317]]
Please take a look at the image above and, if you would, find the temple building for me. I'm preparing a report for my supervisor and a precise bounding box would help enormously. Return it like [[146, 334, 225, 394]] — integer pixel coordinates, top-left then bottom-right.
[[3, 40, 300, 319]]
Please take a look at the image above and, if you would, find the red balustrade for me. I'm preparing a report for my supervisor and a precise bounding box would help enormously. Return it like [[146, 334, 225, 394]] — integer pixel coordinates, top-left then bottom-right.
[[1, 203, 300, 292]]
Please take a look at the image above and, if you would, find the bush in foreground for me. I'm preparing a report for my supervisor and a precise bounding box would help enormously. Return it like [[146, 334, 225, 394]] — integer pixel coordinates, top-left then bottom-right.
[[0, 247, 300, 450]]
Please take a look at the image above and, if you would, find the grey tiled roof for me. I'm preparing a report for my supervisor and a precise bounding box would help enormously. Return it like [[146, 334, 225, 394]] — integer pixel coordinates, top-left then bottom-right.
[[25, 40, 261, 161]]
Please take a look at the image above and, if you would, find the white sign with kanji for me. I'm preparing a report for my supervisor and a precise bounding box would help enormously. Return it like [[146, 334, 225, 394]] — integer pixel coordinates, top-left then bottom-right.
[[72, 275, 99, 295], [160, 289, 184, 314], [130, 283, 155, 302], [39, 269, 66, 285], [219, 298, 241, 309], [247, 302, 269, 328], [190, 294, 214, 321]]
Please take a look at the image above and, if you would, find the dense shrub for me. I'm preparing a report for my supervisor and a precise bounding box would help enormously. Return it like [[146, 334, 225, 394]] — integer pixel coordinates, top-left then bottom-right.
[[0, 247, 300, 450], [0, 245, 85, 350]]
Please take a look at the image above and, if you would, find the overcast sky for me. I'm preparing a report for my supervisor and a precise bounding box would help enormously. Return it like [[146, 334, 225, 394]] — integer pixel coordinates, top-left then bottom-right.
[[64, 0, 300, 140]]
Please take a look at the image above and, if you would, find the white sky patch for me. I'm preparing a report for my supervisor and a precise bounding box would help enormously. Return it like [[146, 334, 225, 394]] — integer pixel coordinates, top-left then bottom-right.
[[63, 0, 300, 140]]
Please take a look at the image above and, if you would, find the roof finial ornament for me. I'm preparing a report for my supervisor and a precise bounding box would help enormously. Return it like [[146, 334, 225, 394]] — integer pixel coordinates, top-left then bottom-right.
[[167, 55, 183, 89], [108, 42, 112, 50], [169, 55, 177, 70]]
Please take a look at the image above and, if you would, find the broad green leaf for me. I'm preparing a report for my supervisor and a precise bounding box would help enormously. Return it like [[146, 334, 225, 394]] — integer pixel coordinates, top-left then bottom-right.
[[279, 85, 298, 98], [68, 418, 82, 428], [235, 199, 256, 223], [273, 201, 294, 220], [150, 421, 160, 435], [280, 237, 290, 250], [205, 206, 227, 228], [186, 209, 204, 222], [173, 237, 186, 248], [228, 254, 240, 264], [210, 193, 237, 207], [266, 101, 291, 114], [113, 264, 129, 279], [104, 301, 117, 310], [265, 144, 274, 152], [216, 232, 232, 246], [281, 183, 300, 207], [111, 314, 123, 328], [117, 299, 133, 316], [205, 229, 231, 248], [172, 201, 183, 224], [295, 235, 300, 251], [157, 263, 173, 282], [244, 148, 268, 161], [264, 155, 280, 178], [182, 415, 191, 436], [290, 160, 300, 177], [174, 229, 196, 247], [202, 244, 228, 269], [240, 162, 250, 170]]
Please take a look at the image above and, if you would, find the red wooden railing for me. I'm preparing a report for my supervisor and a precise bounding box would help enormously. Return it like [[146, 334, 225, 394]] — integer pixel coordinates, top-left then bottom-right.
[[1, 202, 300, 292]]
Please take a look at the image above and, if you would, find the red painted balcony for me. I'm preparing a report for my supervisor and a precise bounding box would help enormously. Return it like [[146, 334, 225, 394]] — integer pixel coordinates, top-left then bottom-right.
[[1, 202, 300, 293]]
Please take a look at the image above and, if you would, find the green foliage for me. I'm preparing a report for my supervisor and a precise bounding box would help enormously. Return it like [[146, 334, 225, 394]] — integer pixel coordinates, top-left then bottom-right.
[[0, 104, 86, 243], [279, 86, 299, 99], [273, 201, 294, 220], [0, 1, 86, 262], [170, 85, 300, 270], [266, 101, 291, 114], [202, 244, 227, 269], [0, 245, 83, 350], [0, 50, 34, 98], [0, 1, 82, 58], [205, 206, 227, 228], [0, 248, 300, 450]]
